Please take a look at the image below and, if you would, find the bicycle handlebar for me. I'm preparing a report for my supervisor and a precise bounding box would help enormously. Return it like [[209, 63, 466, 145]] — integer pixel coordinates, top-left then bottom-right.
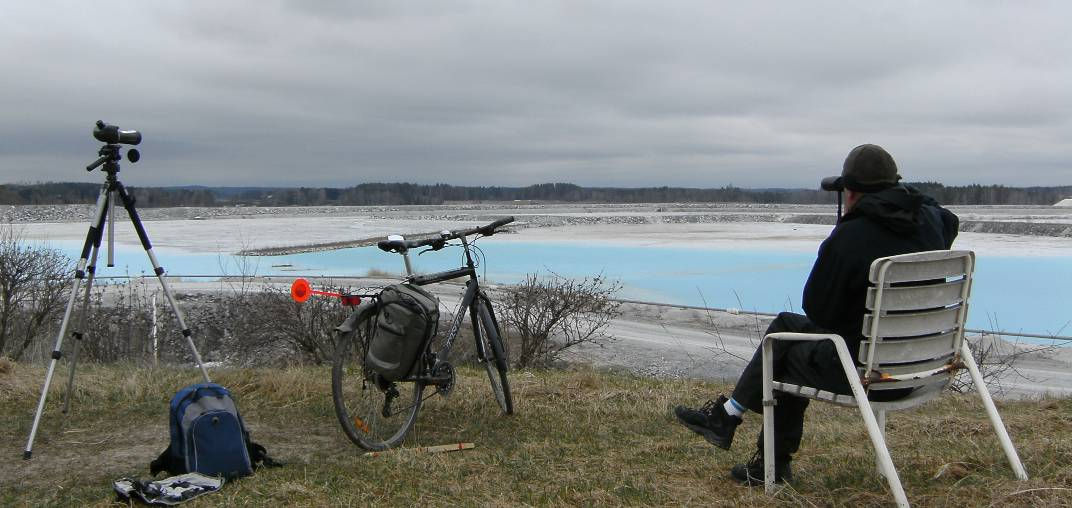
[[457, 216, 515, 239], [376, 216, 515, 253], [376, 237, 443, 252]]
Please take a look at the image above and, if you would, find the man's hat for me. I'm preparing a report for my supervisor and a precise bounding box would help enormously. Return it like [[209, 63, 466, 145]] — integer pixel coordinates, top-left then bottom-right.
[[840, 143, 901, 192]]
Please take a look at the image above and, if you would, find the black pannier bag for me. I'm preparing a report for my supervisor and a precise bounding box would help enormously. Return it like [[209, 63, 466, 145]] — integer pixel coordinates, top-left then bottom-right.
[[366, 283, 440, 381]]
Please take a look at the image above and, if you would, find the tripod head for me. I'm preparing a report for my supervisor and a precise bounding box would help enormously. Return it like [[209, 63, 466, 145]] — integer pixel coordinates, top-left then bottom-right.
[[86, 121, 140, 174]]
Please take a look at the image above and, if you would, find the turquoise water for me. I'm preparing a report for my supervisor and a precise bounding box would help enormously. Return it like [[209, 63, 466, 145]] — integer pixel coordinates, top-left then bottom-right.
[[39, 240, 1072, 339]]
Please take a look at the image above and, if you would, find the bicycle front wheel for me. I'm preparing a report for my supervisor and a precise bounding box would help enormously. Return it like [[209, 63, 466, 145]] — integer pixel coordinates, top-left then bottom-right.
[[332, 314, 425, 451], [476, 299, 513, 415]]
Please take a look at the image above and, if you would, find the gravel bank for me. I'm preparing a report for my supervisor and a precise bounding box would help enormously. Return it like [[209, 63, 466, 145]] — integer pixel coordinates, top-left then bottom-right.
[[8, 203, 1072, 240]]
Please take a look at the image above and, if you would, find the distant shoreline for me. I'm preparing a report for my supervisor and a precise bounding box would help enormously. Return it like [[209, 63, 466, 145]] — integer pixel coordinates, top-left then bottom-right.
[[7, 202, 1072, 239]]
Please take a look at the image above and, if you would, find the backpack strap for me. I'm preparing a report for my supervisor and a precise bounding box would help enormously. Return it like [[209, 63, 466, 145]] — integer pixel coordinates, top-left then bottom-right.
[[248, 441, 283, 469], [150, 445, 184, 477]]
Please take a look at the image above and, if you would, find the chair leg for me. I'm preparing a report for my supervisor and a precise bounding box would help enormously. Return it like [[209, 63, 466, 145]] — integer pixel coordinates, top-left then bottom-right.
[[960, 341, 1029, 480], [761, 336, 777, 493], [832, 342, 909, 508], [874, 409, 886, 478]]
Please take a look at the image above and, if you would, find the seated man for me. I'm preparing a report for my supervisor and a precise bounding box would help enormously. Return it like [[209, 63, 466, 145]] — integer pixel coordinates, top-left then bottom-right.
[[674, 144, 959, 485]]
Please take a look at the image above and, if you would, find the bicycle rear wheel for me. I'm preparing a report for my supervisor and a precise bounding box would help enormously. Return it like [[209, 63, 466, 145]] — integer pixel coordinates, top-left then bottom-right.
[[332, 314, 425, 451], [476, 299, 513, 415]]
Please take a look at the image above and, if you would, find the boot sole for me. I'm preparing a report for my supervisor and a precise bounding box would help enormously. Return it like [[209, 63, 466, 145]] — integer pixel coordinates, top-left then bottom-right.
[[678, 420, 732, 450]]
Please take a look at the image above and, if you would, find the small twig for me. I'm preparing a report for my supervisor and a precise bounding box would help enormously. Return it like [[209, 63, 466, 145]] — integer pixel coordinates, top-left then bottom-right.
[[363, 442, 475, 458]]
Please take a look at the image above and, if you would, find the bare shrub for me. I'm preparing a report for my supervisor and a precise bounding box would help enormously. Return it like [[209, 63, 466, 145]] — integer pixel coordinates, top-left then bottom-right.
[[950, 333, 1070, 395], [72, 280, 350, 367], [496, 273, 622, 368], [78, 280, 157, 363], [0, 225, 365, 367], [230, 282, 354, 365], [949, 334, 1013, 394], [0, 226, 71, 361]]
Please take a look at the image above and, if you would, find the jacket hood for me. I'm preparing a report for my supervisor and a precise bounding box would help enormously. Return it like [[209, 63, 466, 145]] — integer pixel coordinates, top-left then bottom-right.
[[842, 185, 927, 234]]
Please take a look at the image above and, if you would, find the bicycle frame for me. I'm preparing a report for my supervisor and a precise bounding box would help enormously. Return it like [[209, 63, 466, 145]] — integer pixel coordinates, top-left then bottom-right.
[[330, 217, 514, 449], [339, 234, 499, 385]]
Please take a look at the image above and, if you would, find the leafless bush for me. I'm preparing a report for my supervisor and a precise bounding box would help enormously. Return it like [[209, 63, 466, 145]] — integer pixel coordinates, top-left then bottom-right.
[[229, 282, 354, 365], [0, 226, 71, 360], [72, 279, 355, 366], [496, 273, 622, 368], [949, 334, 1014, 394], [77, 280, 158, 363], [950, 333, 1070, 395], [0, 227, 382, 367]]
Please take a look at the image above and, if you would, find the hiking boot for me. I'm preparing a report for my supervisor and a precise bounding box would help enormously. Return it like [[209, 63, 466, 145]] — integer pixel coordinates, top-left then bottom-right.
[[730, 450, 793, 486], [673, 395, 742, 450]]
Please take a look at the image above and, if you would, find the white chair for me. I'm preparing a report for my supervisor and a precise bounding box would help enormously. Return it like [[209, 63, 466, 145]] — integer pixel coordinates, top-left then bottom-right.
[[761, 250, 1027, 507]]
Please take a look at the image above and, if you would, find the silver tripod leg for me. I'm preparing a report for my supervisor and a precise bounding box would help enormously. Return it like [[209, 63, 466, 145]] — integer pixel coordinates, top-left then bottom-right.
[[107, 189, 116, 267], [147, 247, 211, 383], [23, 188, 109, 459], [112, 182, 211, 384], [25, 181, 213, 460], [61, 243, 102, 414]]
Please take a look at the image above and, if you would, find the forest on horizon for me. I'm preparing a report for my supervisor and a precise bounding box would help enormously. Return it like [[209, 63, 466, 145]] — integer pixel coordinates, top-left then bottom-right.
[[1, 181, 1070, 208]]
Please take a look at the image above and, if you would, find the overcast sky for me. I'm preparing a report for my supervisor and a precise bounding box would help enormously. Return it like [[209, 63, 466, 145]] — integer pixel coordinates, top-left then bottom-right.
[[2, 1, 1070, 189]]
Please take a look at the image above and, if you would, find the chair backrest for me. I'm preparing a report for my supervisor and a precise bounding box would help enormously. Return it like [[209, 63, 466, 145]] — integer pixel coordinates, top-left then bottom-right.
[[858, 250, 975, 393]]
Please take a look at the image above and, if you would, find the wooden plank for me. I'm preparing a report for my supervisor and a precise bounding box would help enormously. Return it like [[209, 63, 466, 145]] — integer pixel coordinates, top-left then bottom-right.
[[363, 442, 476, 458]]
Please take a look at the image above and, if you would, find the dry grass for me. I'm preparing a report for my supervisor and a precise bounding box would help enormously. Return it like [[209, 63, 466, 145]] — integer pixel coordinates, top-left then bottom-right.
[[1, 363, 1070, 507]]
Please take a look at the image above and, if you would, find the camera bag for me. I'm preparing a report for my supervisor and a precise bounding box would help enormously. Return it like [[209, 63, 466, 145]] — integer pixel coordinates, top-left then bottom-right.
[[366, 283, 440, 381]]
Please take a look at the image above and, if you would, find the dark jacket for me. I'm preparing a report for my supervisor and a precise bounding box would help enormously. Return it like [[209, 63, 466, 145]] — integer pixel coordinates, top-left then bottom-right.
[[802, 185, 959, 361]]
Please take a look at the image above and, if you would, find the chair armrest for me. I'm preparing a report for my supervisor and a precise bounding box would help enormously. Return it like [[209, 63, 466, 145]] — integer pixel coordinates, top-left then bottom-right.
[[764, 332, 845, 344], [762, 332, 857, 383]]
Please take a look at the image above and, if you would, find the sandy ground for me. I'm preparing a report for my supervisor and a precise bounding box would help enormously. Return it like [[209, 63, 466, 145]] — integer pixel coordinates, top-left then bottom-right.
[[9, 203, 1072, 399]]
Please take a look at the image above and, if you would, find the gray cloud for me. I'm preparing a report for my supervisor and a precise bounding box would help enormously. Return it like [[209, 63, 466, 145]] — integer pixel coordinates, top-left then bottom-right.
[[2, 1, 1071, 188]]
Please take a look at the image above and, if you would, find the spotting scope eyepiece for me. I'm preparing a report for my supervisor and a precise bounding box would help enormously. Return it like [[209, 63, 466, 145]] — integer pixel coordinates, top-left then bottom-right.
[[820, 176, 844, 192], [93, 120, 142, 145]]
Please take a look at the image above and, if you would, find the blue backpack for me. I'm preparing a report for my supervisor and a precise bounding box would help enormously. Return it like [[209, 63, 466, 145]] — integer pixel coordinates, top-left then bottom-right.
[[151, 383, 277, 479]]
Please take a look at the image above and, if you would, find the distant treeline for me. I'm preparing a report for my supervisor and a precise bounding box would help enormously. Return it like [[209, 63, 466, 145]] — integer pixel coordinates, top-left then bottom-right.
[[0, 182, 217, 207], [2, 181, 1070, 207]]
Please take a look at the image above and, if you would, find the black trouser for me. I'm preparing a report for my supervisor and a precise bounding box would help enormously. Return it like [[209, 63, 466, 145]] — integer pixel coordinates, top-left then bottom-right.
[[730, 312, 852, 459]]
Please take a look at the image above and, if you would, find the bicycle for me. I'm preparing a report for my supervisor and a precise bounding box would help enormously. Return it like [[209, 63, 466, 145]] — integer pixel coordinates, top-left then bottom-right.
[[330, 217, 515, 450]]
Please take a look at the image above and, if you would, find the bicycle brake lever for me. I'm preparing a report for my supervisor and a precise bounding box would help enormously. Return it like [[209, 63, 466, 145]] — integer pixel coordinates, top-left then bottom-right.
[[418, 239, 447, 255]]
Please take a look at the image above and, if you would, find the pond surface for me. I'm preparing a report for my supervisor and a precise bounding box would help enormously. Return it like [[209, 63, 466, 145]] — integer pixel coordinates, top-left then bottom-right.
[[40, 239, 1072, 341]]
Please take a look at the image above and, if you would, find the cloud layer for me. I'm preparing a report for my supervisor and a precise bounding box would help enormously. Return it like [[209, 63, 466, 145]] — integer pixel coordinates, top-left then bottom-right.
[[3, 1, 1070, 188]]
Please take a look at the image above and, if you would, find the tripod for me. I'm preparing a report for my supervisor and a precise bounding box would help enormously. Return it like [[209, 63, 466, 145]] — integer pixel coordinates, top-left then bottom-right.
[[23, 128, 211, 460]]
